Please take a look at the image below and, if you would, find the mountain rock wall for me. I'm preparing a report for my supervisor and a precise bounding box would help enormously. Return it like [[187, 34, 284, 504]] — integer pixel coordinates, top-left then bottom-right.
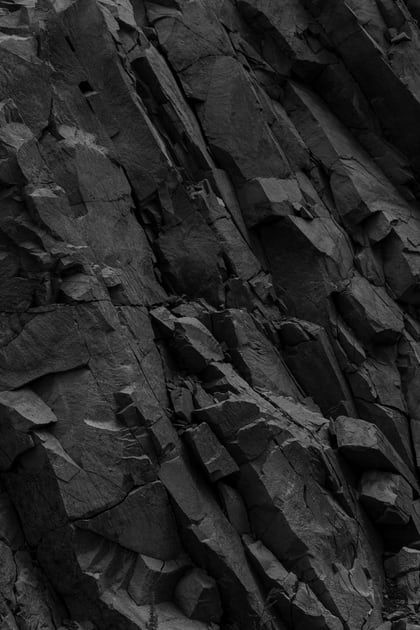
[[2, 0, 420, 628]]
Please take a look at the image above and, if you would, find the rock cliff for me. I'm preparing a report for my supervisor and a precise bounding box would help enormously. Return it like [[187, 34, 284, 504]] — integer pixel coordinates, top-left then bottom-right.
[[2, 0, 420, 628]]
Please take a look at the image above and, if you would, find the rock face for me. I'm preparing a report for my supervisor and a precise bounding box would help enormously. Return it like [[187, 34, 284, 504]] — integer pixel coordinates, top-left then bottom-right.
[[3, 0, 420, 629]]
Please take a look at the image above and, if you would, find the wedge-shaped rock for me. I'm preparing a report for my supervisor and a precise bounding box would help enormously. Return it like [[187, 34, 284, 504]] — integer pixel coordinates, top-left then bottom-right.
[[172, 317, 224, 373], [76, 482, 181, 560], [184, 423, 238, 482], [0, 388, 57, 431], [359, 471, 412, 525], [335, 416, 419, 493], [174, 568, 222, 623], [238, 177, 304, 228]]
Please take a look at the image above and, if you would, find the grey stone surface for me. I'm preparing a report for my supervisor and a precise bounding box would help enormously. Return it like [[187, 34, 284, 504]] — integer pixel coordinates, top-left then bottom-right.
[[1, 0, 420, 628]]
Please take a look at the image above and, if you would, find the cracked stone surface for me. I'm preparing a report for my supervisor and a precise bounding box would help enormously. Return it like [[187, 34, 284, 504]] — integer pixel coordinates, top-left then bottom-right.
[[2, 0, 420, 629]]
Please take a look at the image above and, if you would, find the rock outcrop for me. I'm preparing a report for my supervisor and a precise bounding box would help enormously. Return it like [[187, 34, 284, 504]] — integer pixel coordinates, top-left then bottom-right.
[[2, 0, 420, 628]]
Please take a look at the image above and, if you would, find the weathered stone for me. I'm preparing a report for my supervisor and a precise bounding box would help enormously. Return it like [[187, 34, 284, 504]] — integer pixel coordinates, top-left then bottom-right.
[[217, 483, 250, 535], [335, 416, 419, 493], [0, 307, 90, 389], [184, 423, 239, 482], [238, 177, 304, 228], [279, 318, 356, 417], [156, 210, 224, 306], [244, 536, 344, 630], [159, 452, 271, 628], [212, 309, 301, 398], [2, 0, 420, 627], [335, 275, 404, 345], [128, 553, 190, 606], [198, 55, 290, 182], [0, 388, 57, 470], [385, 547, 420, 605], [359, 471, 413, 525], [172, 317, 224, 373], [174, 568, 222, 623], [193, 398, 262, 442], [77, 482, 181, 560], [169, 385, 195, 424]]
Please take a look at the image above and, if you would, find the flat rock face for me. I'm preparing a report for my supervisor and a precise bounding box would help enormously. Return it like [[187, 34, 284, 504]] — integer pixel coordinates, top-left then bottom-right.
[[2, 0, 420, 629]]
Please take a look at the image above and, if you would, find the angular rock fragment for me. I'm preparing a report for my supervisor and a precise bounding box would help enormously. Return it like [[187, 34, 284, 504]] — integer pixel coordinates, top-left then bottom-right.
[[198, 56, 290, 181], [244, 536, 344, 630], [156, 210, 224, 306], [385, 547, 420, 605], [159, 452, 270, 628], [76, 482, 181, 559], [184, 423, 239, 482], [238, 177, 305, 228], [359, 471, 413, 525], [172, 317, 224, 374], [128, 553, 190, 606], [212, 309, 301, 398], [174, 568, 222, 623], [279, 318, 355, 417], [335, 416, 419, 493], [0, 388, 57, 470], [335, 275, 404, 345], [169, 385, 195, 424], [218, 483, 250, 535], [261, 215, 353, 326]]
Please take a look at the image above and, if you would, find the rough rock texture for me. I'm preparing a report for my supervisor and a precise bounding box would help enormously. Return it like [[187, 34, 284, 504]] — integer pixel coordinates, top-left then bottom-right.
[[3, 0, 420, 629]]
